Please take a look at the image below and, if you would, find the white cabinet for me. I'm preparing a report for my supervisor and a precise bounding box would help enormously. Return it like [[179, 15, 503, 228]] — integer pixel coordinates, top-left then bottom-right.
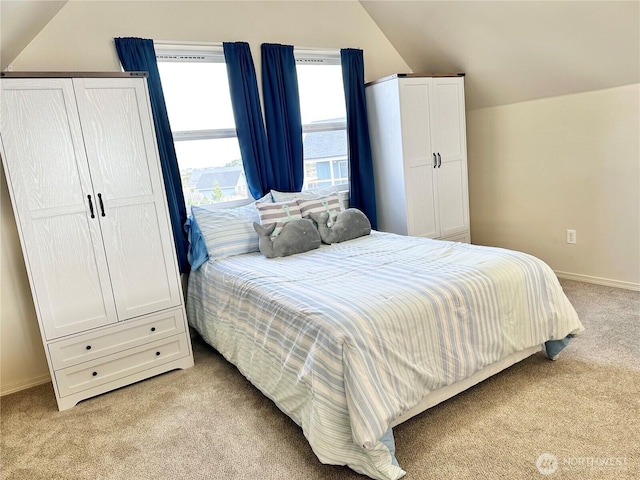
[[365, 74, 470, 242], [1, 73, 194, 410]]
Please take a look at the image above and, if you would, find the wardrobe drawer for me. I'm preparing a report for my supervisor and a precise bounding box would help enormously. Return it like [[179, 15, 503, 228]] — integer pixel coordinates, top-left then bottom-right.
[[438, 232, 470, 243], [56, 334, 190, 397], [48, 307, 186, 369]]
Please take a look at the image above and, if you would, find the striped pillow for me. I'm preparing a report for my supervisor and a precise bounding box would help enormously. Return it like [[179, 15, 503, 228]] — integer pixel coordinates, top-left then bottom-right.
[[270, 187, 337, 203], [297, 194, 343, 226], [256, 200, 303, 238], [191, 203, 260, 261]]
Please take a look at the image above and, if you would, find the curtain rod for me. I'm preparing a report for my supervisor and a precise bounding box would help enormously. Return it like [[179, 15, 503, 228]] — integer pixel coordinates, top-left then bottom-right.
[[0, 71, 148, 78], [154, 40, 347, 55], [154, 40, 223, 50]]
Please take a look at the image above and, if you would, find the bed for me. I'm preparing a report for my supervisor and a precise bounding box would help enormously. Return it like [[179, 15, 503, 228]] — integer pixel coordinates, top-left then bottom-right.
[[185, 197, 584, 480]]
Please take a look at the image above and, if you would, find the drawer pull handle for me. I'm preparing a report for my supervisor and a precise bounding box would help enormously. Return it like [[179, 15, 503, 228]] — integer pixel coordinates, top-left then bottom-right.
[[86, 345, 92, 350], [92, 371, 98, 377], [156, 351, 161, 356], [150, 327, 156, 332]]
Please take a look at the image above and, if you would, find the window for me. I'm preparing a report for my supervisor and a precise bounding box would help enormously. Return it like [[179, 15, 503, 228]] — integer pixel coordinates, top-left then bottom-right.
[[295, 49, 348, 191], [155, 43, 248, 207]]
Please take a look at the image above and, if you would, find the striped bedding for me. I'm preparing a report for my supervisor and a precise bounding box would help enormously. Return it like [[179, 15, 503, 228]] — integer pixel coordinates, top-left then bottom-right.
[[186, 231, 583, 479]]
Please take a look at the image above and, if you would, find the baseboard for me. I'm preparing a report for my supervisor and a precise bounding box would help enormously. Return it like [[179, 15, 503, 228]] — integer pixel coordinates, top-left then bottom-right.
[[0, 374, 51, 397], [555, 271, 640, 292]]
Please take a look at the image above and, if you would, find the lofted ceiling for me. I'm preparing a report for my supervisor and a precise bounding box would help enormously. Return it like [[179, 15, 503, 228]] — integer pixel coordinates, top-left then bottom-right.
[[1, 0, 638, 110], [0, 0, 68, 72], [359, 1, 640, 109]]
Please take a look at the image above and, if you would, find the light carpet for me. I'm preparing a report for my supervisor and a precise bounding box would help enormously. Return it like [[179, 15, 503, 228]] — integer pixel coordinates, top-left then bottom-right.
[[1, 279, 638, 479]]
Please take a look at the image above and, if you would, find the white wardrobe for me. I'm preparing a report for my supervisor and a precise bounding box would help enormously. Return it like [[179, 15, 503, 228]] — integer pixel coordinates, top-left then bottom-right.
[[365, 74, 470, 242], [0, 73, 194, 410]]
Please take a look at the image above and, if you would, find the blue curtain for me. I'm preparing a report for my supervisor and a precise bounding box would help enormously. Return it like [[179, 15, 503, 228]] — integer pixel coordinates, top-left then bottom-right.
[[261, 43, 304, 192], [340, 48, 377, 229], [114, 37, 189, 273], [223, 42, 272, 199]]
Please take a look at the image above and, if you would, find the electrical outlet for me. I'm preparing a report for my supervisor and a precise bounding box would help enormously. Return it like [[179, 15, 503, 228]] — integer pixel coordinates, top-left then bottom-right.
[[566, 229, 576, 244]]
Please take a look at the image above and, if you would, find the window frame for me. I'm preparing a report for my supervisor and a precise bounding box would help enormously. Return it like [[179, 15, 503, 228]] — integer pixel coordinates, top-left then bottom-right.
[[154, 43, 350, 206], [294, 48, 349, 194], [154, 41, 251, 208], [156, 45, 237, 141]]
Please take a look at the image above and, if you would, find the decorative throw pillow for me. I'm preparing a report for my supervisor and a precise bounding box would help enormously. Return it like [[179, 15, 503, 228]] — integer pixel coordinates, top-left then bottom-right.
[[270, 187, 334, 202], [184, 215, 208, 270], [253, 218, 321, 258], [256, 200, 303, 238], [271, 188, 349, 210], [296, 193, 343, 227], [310, 208, 371, 244], [190, 202, 261, 262]]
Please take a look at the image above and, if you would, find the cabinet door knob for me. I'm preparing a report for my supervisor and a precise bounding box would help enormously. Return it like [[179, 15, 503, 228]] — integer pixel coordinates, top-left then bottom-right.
[[156, 351, 161, 356], [97, 193, 106, 217], [437, 153, 442, 168], [92, 371, 98, 377], [87, 195, 95, 218], [86, 345, 92, 350], [150, 327, 156, 332], [433, 153, 437, 168]]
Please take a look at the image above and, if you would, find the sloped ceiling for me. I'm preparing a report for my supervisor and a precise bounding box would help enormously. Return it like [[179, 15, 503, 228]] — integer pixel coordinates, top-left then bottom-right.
[[359, 0, 640, 109], [1, 1, 638, 110], [0, 1, 68, 71]]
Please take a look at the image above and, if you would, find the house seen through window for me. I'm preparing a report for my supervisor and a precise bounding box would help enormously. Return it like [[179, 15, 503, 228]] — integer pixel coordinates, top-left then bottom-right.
[[156, 43, 248, 208], [156, 43, 348, 208], [295, 49, 348, 191]]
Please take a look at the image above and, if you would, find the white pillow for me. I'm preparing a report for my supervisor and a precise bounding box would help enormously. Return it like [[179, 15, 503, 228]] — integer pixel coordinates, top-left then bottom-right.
[[254, 192, 274, 204], [256, 200, 303, 238], [190, 203, 261, 261]]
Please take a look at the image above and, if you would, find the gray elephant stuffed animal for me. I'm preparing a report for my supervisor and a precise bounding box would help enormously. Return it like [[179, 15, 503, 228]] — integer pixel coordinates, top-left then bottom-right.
[[253, 218, 321, 258], [309, 208, 371, 244]]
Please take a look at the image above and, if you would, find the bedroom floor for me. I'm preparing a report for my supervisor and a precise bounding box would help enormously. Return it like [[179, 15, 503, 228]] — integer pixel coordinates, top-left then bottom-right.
[[1, 279, 638, 479]]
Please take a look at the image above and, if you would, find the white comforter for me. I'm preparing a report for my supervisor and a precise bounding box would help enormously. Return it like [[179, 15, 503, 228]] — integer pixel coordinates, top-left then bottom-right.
[[187, 232, 583, 479]]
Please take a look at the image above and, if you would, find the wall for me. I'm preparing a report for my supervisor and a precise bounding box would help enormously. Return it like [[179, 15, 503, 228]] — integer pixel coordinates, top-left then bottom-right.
[[467, 83, 640, 289], [1, 169, 51, 394], [0, 0, 410, 394], [7, 0, 405, 82]]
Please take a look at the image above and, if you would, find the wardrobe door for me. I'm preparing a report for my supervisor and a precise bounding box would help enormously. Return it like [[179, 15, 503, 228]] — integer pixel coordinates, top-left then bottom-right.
[[0, 78, 117, 339], [398, 78, 439, 238], [431, 78, 469, 238], [73, 78, 182, 321]]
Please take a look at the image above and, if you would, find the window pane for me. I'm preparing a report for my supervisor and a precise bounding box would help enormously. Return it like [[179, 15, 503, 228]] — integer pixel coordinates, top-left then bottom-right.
[[157, 62, 235, 132], [175, 138, 248, 206], [157, 50, 249, 207], [297, 62, 348, 192], [301, 128, 349, 191], [332, 160, 348, 185], [316, 161, 331, 180], [296, 64, 346, 125]]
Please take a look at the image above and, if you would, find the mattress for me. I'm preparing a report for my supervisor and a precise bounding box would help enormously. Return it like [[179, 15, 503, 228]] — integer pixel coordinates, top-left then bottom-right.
[[186, 231, 584, 479]]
